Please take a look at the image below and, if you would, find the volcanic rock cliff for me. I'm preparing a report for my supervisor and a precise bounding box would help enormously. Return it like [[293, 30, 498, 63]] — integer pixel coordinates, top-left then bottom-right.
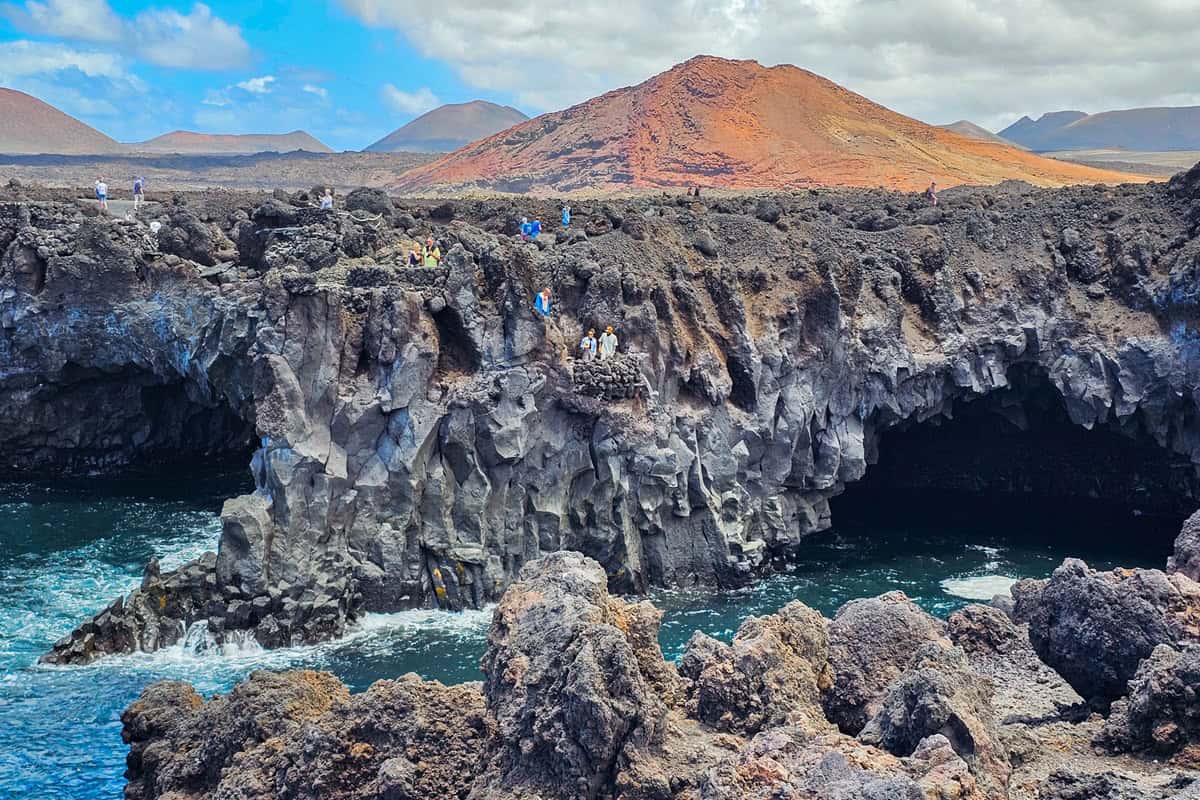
[[2, 163, 1200, 664]]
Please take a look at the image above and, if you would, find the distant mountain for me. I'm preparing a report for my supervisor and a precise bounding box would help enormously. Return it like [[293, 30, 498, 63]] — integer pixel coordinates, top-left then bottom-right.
[[366, 100, 528, 153], [0, 88, 123, 155], [128, 130, 333, 155], [939, 120, 1025, 149], [1000, 107, 1200, 152], [396, 56, 1139, 194]]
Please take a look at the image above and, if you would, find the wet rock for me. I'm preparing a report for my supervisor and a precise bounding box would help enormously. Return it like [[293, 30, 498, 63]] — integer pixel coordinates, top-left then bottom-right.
[[823, 592, 949, 734]]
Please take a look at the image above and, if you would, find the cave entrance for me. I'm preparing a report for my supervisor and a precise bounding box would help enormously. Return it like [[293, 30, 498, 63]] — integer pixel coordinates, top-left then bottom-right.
[[1, 363, 256, 479], [831, 366, 1197, 568]]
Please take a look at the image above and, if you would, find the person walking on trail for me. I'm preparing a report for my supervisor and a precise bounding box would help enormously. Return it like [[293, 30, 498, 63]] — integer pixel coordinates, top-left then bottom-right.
[[422, 237, 441, 268], [132, 177, 145, 210], [319, 188, 333, 210], [599, 326, 618, 360], [925, 181, 939, 207], [520, 217, 532, 241], [561, 205, 571, 228], [534, 287, 552, 317], [94, 178, 108, 211], [579, 328, 597, 361]]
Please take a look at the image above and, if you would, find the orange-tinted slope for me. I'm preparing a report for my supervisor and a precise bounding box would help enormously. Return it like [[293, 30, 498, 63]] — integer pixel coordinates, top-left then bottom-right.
[[0, 88, 123, 155], [395, 56, 1140, 194]]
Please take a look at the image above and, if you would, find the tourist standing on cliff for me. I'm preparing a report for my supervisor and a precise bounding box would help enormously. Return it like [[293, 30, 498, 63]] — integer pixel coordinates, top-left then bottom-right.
[[579, 328, 597, 361], [94, 178, 108, 211], [599, 326, 618, 360], [132, 177, 144, 210], [561, 205, 571, 227], [925, 182, 939, 207], [423, 237, 441, 268], [535, 287, 552, 317]]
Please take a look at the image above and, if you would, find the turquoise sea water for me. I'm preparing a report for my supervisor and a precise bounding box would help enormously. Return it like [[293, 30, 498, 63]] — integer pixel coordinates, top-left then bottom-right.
[[0, 476, 1175, 799]]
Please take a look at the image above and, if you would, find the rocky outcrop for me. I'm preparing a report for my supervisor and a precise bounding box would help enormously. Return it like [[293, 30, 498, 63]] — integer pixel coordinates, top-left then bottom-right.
[[1012, 559, 1200, 708], [122, 670, 488, 800], [4, 167, 1200, 662], [1169, 510, 1200, 582], [859, 642, 1012, 799], [679, 600, 832, 735], [822, 591, 949, 734], [1101, 644, 1200, 761], [121, 551, 1200, 800]]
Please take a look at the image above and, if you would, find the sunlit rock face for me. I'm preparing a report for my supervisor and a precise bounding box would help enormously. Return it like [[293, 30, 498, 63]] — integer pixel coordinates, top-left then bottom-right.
[[3, 163, 1200, 660]]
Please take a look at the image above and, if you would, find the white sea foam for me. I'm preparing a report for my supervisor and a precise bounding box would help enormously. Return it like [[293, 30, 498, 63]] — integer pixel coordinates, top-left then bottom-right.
[[940, 575, 1018, 601]]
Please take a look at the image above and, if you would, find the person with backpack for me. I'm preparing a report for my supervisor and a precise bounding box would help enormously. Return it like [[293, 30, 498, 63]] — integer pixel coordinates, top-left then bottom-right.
[[132, 177, 144, 210], [94, 178, 108, 211], [422, 237, 441, 268]]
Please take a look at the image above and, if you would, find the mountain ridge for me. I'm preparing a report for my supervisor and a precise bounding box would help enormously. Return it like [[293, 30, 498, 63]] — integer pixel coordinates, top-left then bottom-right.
[[366, 100, 528, 153], [395, 56, 1141, 194], [0, 88, 124, 155]]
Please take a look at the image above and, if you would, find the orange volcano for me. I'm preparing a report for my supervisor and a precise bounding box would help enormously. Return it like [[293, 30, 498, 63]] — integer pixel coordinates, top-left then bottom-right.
[[395, 56, 1141, 194]]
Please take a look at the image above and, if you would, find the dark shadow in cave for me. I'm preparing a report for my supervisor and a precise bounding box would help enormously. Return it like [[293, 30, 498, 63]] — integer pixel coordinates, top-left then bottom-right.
[[832, 365, 1197, 563]]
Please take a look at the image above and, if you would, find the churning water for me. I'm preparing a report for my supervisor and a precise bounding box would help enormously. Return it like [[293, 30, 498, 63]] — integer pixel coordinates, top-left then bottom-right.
[[0, 476, 1174, 799]]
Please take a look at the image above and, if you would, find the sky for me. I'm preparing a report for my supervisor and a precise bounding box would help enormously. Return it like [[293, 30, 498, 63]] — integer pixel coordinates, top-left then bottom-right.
[[1, 0, 1198, 152]]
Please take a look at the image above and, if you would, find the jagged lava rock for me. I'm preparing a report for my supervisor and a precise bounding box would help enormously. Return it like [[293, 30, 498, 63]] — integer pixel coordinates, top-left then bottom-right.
[[822, 591, 949, 734]]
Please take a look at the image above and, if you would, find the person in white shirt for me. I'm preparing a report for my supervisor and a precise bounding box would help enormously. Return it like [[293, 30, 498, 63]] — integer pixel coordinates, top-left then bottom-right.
[[94, 178, 108, 211], [319, 189, 333, 210], [599, 326, 618, 360]]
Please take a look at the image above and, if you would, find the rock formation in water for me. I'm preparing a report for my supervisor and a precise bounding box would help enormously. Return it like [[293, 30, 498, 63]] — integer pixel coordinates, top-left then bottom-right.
[[121, 549, 1200, 799], [2, 163, 1200, 663]]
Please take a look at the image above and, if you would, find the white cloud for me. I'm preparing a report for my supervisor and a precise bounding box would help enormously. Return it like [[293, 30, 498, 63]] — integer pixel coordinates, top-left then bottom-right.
[[235, 75, 275, 94], [3, 0, 251, 70], [0, 39, 130, 82], [3, 0, 122, 42], [381, 83, 439, 115], [303, 83, 329, 100], [340, 0, 1200, 129]]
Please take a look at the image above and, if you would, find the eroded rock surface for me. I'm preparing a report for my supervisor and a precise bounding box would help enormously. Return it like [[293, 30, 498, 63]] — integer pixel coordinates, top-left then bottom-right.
[[3, 171, 1200, 662]]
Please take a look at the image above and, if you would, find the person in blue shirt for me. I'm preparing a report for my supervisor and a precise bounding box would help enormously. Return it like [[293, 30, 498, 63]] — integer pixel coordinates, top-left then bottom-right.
[[531, 219, 542, 239], [561, 205, 570, 227], [534, 287, 552, 317], [132, 177, 145, 210]]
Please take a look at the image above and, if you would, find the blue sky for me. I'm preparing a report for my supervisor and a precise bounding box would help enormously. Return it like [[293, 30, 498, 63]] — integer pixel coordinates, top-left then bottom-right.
[[2, 1, 1198, 152], [0, 1, 525, 150]]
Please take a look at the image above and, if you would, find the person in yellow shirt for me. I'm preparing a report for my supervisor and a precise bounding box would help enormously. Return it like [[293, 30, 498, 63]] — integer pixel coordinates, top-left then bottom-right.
[[422, 237, 441, 268]]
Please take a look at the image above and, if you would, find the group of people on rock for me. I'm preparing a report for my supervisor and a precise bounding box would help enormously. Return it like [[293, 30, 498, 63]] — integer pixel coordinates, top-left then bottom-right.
[[532, 287, 619, 362], [519, 207, 572, 241], [578, 326, 618, 362], [407, 237, 442, 268]]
